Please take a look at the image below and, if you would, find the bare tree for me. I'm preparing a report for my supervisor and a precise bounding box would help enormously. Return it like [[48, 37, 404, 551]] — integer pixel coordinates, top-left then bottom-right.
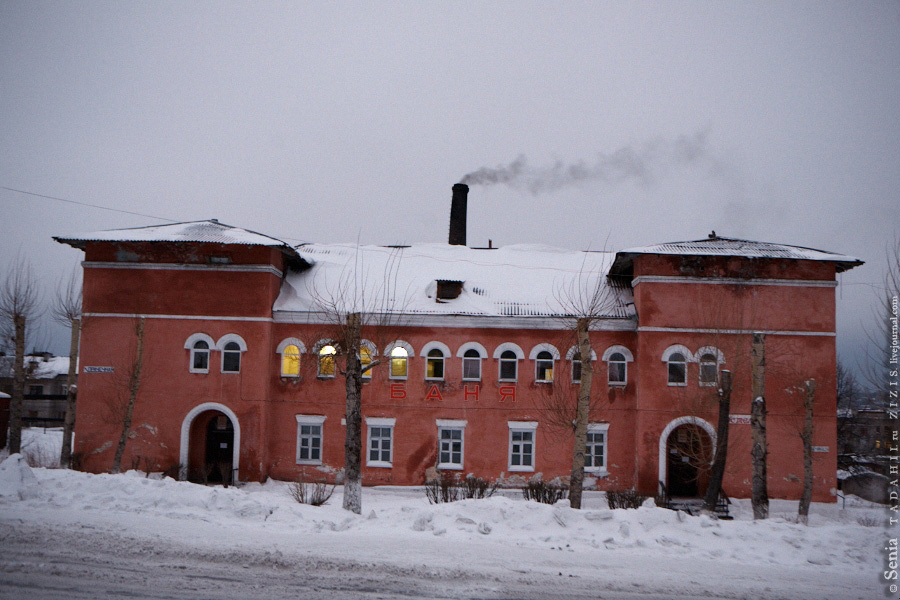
[[0, 256, 42, 454], [112, 317, 145, 474], [750, 332, 769, 519], [51, 268, 82, 468], [798, 379, 815, 525], [551, 257, 621, 510], [863, 235, 900, 400], [305, 245, 405, 514], [702, 370, 733, 512]]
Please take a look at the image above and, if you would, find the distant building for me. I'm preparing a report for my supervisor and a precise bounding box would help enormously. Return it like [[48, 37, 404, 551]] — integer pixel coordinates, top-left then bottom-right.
[[0, 354, 71, 427], [55, 185, 863, 502], [838, 405, 894, 475]]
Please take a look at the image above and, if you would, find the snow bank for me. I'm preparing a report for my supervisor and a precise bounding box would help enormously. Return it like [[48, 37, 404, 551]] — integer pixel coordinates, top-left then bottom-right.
[[0, 454, 40, 500]]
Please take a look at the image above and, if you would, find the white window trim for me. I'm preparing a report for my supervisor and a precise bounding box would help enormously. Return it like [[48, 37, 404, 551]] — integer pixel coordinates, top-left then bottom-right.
[[696, 345, 725, 387], [295, 415, 326, 465], [457, 342, 486, 382], [531, 345, 559, 383], [495, 343, 524, 383], [186, 333, 215, 374], [216, 334, 248, 352], [566, 345, 597, 384], [662, 344, 691, 387], [366, 417, 396, 468], [603, 346, 633, 387], [437, 419, 467, 471], [584, 423, 610, 474], [277, 338, 306, 378], [422, 341, 450, 382], [384, 340, 414, 380], [507, 421, 538, 472]]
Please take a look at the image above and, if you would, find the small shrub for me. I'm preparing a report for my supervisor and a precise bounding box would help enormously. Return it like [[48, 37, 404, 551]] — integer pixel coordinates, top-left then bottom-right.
[[606, 489, 648, 509], [425, 472, 499, 504], [288, 475, 335, 506], [22, 442, 59, 469], [463, 474, 499, 500], [857, 514, 880, 527], [522, 478, 569, 505]]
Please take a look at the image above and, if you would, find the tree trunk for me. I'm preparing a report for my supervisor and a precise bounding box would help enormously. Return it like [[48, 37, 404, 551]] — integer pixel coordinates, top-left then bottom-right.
[[112, 317, 145, 474], [60, 317, 81, 468], [342, 312, 363, 514], [750, 333, 769, 520], [798, 379, 816, 524], [7, 314, 27, 454], [568, 317, 593, 510], [703, 369, 732, 512]]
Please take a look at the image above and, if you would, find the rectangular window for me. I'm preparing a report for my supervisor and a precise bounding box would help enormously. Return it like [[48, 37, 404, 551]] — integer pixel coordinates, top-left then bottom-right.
[[508, 421, 538, 472], [28, 385, 44, 396], [437, 420, 466, 470], [585, 424, 609, 472], [499, 358, 517, 381], [668, 362, 687, 385], [608, 362, 626, 385], [367, 418, 396, 467], [296, 415, 326, 465]]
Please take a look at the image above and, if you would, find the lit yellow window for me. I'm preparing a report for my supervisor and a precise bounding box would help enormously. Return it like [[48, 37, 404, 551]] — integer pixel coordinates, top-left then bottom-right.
[[390, 346, 408, 378], [319, 345, 336, 377], [281, 344, 300, 376], [361, 346, 372, 379]]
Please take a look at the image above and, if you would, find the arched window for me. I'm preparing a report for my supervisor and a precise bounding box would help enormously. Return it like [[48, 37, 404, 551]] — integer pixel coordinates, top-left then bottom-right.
[[457, 342, 487, 382], [422, 341, 450, 381], [277, 338, 306, 378], [662, 345, 691, 386], [318, 345, 337, 378], [462, 349, 481, 381], [601, 345, 633, 386], [566, 345, 598, 384], [222, 342, 241, 373], [698, 351, 722, 386], [535, 351, 554, 382], [185, 333, 215, 374], [192, 341, 210, 373], [360, 341, 376, 380], [530, 344, 560, 383], [607, 352, 627, 385], [390, 346, 408, 378], [426, 349, 445, 380], [216, 334, 247, 374], [282, 344, 301, 376], [499, 351, 518, 381]]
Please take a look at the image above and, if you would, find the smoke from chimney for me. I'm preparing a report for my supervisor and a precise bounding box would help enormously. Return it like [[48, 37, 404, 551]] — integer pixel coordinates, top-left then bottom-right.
[[459, 131, 713, 195], [449, 183, 468, 246]]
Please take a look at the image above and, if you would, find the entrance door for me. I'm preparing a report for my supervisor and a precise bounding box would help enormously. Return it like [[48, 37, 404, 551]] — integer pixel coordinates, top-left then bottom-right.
[[666, 424, 712, 497], [205, 414, 234, 485]]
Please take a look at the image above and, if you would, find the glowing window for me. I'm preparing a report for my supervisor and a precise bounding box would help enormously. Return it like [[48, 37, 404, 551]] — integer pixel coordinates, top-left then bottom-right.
[[390, 346, 408, 379], [318, 345, 337, 378], [535, 350, 554, 382], [281, 344, 300, 377]]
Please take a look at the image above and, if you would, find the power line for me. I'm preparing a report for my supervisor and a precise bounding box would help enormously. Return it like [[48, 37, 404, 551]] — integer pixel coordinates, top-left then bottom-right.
[[1, 186, 177, 222]]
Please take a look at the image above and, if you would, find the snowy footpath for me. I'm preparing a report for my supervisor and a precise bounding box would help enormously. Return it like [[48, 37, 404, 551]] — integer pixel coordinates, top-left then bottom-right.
[[0, 430, 887, 599]]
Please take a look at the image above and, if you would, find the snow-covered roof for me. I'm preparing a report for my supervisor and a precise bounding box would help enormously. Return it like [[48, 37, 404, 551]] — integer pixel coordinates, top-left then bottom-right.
[[611, 235, 863, 274], [274, 243, 633, 319], [55, 220, 295, 251], [0, 356, 70, 379]]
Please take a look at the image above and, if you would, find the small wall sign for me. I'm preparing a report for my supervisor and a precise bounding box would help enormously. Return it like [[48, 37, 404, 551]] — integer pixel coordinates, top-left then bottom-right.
[[729, 414, 751, 425], [84, 366, 114, 373], [812, 446, 829, 453]]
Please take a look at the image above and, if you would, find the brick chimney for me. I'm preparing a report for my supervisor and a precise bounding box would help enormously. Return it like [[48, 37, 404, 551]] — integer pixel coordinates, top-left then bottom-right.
[[449, 183, 469, 246]]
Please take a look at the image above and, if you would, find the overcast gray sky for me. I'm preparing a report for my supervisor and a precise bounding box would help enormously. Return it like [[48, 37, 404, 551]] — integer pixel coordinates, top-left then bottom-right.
[[1, 2, 898, 377]]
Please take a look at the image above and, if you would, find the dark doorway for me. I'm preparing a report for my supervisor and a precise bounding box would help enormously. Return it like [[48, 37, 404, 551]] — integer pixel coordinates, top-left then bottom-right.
[[666, 424, 713, 498], [203, 413, 234, 485]]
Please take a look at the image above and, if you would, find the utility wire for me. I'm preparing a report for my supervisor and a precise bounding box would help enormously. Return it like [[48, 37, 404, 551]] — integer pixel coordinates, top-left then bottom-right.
[[1, 185, 177, 222]]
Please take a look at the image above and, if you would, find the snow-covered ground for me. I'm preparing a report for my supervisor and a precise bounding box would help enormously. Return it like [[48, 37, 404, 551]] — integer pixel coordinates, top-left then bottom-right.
[[0, 429, 887, 599]]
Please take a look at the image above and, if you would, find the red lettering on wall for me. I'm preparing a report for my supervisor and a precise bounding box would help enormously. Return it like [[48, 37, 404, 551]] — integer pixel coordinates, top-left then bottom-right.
[[464, 385, 479, 402], [425, 384, 443, 402], [389, 383, 407, 400], [499, 385, 516, 403]]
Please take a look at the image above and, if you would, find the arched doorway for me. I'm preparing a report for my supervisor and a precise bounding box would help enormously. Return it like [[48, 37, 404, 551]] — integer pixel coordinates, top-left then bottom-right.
[[658, 416, 716, 499], [179, 403, 240, 485], [666, 424, 713, 497]]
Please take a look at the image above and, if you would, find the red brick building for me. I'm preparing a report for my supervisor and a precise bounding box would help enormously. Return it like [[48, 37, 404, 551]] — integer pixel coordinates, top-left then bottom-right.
[[56, 188, 862, 502]]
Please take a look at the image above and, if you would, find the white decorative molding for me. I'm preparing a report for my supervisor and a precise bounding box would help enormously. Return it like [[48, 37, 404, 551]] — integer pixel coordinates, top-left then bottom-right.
[[179, 403, 241, 481], [84, 313, 274, 323], [83, 261, 283, 278], [639, 326, 835, 337], [632, 275, 837, 288], [601, 345, 634, 362], [657, 416, 716, 493], [528, 343, 561, 360]]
